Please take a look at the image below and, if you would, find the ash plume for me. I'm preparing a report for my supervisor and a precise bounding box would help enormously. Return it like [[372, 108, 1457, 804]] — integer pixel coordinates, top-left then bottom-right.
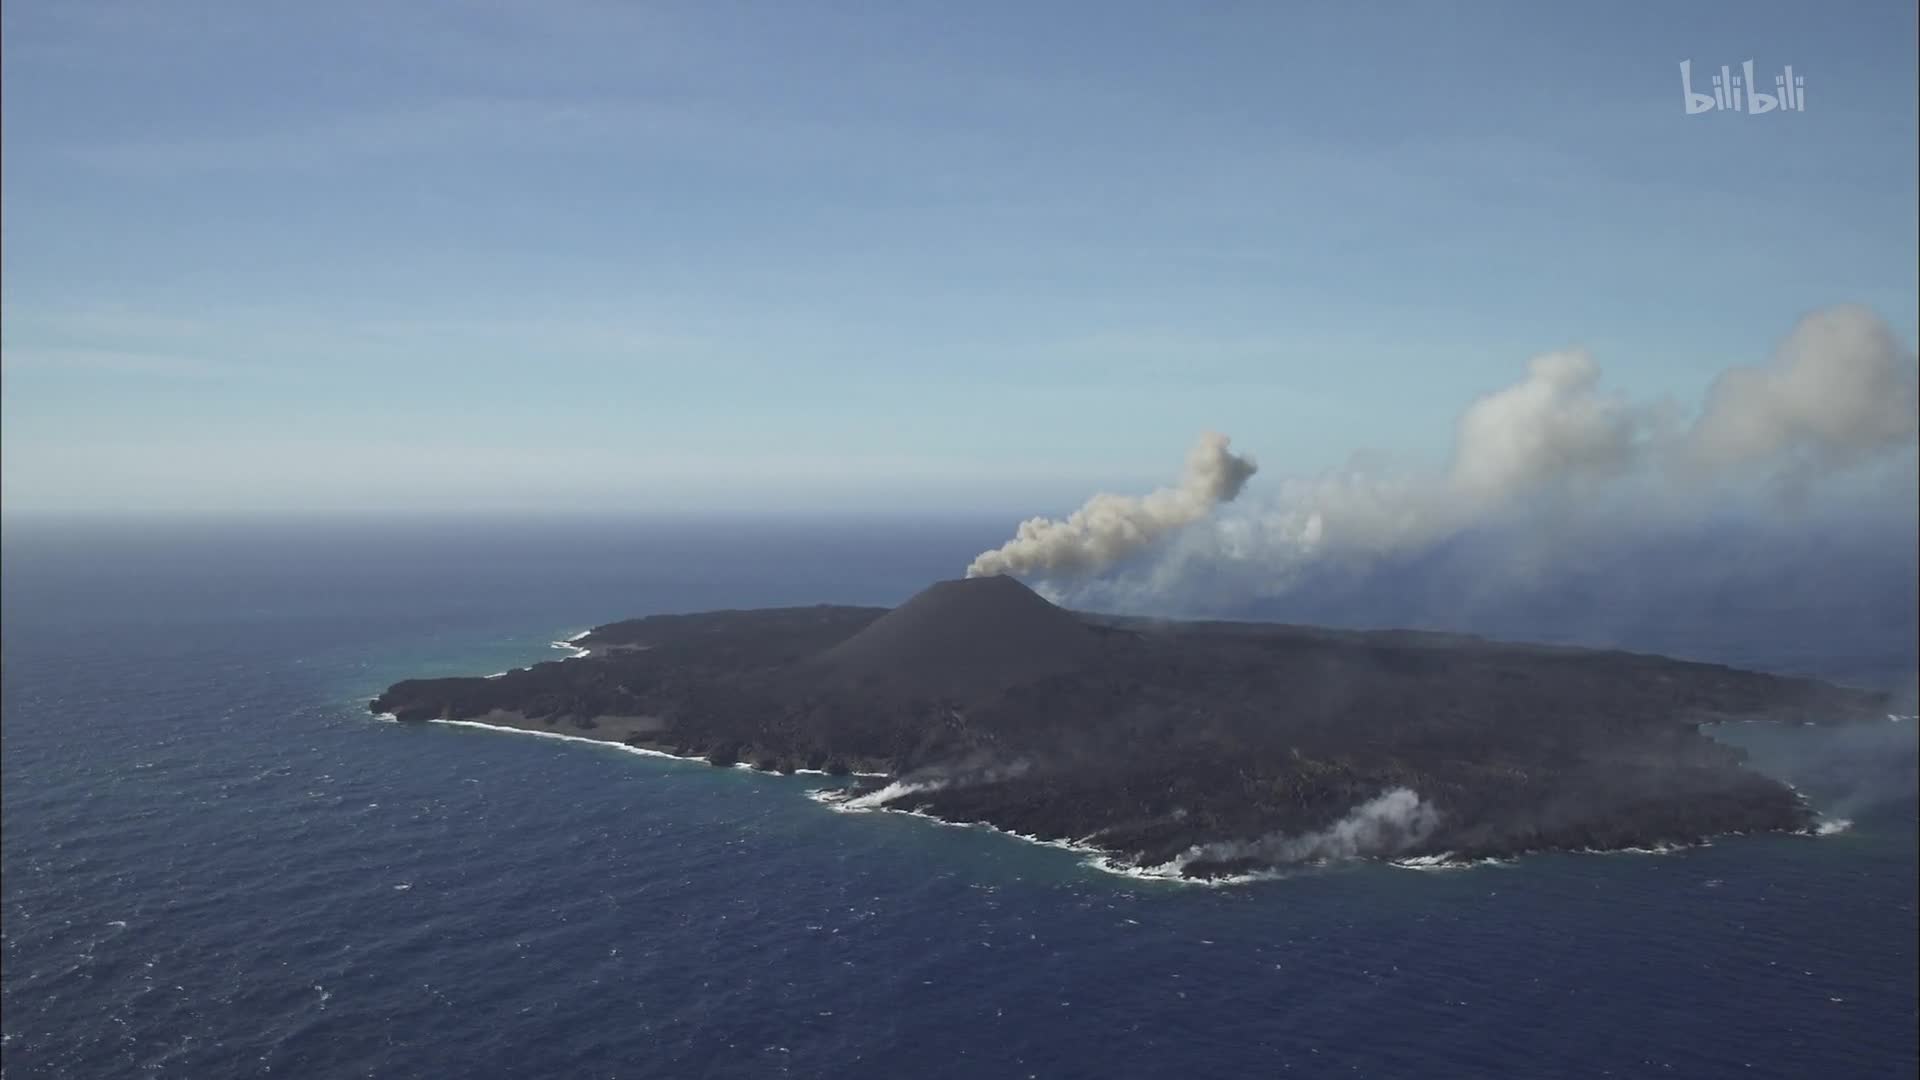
[[1448, 348, 1650, 504], [1682, 305, 1920, 479], [1043, 306, 1917, 611], [966, 432, 1257, 579]]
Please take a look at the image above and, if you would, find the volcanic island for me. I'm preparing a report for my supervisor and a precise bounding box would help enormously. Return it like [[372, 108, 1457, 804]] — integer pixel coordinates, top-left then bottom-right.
[[371, 575, 1889, 878]]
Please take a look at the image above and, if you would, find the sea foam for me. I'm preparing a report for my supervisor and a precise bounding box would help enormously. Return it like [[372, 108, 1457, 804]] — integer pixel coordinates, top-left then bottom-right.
[[547, 631, 593, 659]]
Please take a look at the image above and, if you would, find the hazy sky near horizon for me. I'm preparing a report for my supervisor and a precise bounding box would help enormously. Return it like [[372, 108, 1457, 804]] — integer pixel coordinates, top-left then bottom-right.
[[3, 2, 1916, 515]]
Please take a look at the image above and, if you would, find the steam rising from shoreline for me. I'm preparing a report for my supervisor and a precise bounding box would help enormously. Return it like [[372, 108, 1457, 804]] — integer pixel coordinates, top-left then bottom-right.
[[967, 432, 1257, 579], [1168, 788, 1440, 871], [820, 757, 1035, 813]]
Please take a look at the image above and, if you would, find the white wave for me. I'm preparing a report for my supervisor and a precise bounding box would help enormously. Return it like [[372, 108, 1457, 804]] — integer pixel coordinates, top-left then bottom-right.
[[484, 671, 512, 680], [805, 785, 1246, 886], [814, 779, 946, 813], [1089, 852, 1297, 886], [432, 718, 702, 764], [1815, 818, 1854, 835], [1388, 852, 1519, 872], [373, 712, 399, 723], [431, 719, 896, 791], [1563, 840, 1703, 856], [548, 631, 593, 658]]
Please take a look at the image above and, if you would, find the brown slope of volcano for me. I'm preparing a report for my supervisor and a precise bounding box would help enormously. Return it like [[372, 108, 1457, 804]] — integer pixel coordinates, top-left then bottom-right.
[[808, 574, 1101, 696]]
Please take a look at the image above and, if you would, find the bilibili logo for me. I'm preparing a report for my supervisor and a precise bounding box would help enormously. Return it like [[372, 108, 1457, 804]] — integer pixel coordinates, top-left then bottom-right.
[[1680, 60, 1806, 114]]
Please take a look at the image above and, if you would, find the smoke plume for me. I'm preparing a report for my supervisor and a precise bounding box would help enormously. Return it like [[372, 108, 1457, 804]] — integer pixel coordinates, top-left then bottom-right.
[[823, 756, 1034, 812], [1008, 306, 1916, 613], [1448, 349, 1649, 503], [966, 432, 1257, 579], [1683, 305, 1920, 479]]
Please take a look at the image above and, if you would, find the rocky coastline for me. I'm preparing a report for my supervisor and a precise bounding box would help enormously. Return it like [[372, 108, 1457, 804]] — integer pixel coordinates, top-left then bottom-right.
[[372, 576, 1889, 878]]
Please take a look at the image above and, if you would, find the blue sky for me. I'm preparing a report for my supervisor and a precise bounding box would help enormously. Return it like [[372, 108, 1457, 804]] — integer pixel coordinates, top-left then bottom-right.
[[3, 1, 1915, 514]]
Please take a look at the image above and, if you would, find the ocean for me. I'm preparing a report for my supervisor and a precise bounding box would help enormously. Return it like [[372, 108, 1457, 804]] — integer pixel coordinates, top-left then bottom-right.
[[3, 518, 1914, 1079]]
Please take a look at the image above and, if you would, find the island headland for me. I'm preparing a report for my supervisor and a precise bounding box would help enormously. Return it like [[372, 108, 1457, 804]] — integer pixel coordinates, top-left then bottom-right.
[[371, 575, 1890, 878]]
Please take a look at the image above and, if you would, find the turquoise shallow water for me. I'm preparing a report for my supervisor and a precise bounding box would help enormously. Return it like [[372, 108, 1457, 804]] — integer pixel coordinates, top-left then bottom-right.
[[3, 519, 1914, 1078]]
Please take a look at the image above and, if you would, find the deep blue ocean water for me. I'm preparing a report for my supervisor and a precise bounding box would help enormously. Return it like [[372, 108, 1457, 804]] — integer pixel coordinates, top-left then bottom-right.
[[3, 518, 1915, 1079]]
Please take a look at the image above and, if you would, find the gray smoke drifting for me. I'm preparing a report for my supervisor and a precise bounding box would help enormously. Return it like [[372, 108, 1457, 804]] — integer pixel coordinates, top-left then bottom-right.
[[1172, 788, 1440, 870], [1045, 306, 1917, 608], [1683, 305, 1920, 479], [966, 432, 1257, 579], [1448, 348, 1650, 503], [1717, 717, 1919, 825], [828, 756, 1033, 812]]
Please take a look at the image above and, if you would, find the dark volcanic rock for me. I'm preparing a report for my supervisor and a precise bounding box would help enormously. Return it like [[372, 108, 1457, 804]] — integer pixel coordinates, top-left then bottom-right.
[[810, 575, 1099, 696], [371, 575, 1892, 877]]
